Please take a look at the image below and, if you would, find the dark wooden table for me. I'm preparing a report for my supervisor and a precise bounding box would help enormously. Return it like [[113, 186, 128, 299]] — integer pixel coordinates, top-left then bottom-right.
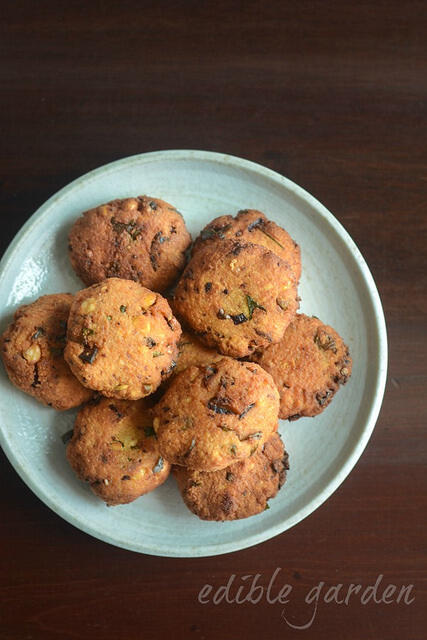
[[1, 2, 426, 638]]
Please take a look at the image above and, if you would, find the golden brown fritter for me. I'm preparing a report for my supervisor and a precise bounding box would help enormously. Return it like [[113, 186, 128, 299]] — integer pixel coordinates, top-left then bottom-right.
[[68, 195, 191, 292], [153, 357, 279, 471], [173, 330, 223, 378], [67, 396, 170, 506], [193, 209, 301, 281], [173, 239, 299, 358], [158, 298, 223, 391], [1, 294, 92, 410], [173, 433, 289, 521], [64, 278, 181, 400], [167, 292, 223, 377], [253, 314, 352, 420]]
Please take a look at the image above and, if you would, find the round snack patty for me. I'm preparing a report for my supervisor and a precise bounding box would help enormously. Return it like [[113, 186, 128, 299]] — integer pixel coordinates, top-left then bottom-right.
[[1, 294, 92, 410], [159, 300, 223, 391], [153, 357, 280, 472], [64, 278, 181, 399], [173, 432, 289, 521], [192, 209, 301, 282], [253, 314, 352, 420], [173, 239, 299, 358], [68, 195, 191, 292], [67, 396, 170, 506], [173, 330, 223, 378]]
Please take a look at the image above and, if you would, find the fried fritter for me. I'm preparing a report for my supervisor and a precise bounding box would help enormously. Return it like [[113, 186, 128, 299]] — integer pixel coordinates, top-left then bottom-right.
[[173, 330, 223, 378], [64, 278, 181, 399], [1, 294, 92, 410], [253, 314, 352, 419], [153, 357, 279, 471], [67, 396, 170, 505], [69, 195, 191, 291], [193, 209, 301, 281], [174, 239, 299, 358], [173, 433, 289, 520]]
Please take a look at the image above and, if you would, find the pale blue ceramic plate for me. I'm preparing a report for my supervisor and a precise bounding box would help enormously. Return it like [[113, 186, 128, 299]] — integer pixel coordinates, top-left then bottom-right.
[[0, 150, 387, 556]]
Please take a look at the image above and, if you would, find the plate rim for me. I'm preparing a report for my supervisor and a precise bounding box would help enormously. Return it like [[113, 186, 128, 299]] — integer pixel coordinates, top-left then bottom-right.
[[0, 149, 388, 557]]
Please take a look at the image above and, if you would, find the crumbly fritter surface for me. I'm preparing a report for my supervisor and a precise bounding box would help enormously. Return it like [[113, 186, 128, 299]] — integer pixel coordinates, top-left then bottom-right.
[[153, 357, 279, 471], [173, 433, 289, 521], [64, 278, 181, 399], [192, 209, 301, 281], [173, 330, 223, 378], [67, 396, 170, 505], [69, 195, 191, 291], [1, 293, 92, 410], [173, 239, 299, 358], [253, 313, 352, 419]]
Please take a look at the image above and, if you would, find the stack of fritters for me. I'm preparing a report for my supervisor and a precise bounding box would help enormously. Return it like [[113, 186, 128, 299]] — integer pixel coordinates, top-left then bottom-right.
[[153, 357, 288, 520], [0, 197, 352, 520]]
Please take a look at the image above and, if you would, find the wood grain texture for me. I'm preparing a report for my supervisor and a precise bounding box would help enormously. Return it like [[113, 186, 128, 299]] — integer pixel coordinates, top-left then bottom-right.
[[0, 1, 426, 638]]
